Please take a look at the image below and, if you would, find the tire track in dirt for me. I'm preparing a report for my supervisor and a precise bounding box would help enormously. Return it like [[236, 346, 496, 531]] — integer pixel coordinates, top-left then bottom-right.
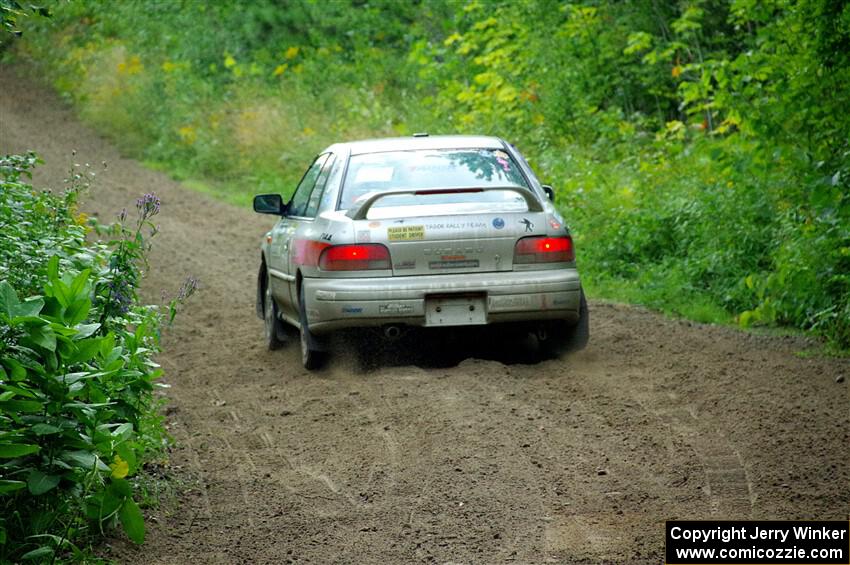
[[1, 64, 848, 564], [636, 393, 755, 519], [441, 356, 698, 562]]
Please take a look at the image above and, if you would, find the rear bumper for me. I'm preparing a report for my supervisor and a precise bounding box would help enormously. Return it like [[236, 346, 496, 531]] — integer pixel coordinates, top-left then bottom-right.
[[303, 268, 581, 333]]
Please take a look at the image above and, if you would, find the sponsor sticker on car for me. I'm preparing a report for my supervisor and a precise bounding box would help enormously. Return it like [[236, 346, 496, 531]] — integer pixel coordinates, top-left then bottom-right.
[[379, 303, 414, 314], [387, 225, 425, 241]]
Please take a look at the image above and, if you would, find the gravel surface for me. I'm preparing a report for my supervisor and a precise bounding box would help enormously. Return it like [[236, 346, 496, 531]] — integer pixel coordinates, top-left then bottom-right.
[[1, 64, 848, 565]]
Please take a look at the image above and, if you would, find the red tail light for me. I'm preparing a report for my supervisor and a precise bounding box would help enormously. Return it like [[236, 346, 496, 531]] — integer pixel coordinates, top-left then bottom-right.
[[513, 236, 575, 264], [318, 244, 391, 271]]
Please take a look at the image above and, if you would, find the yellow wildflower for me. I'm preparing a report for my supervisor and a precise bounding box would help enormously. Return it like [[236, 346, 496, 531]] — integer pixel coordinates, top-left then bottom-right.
[[110, 455, 129, 479], [178, 125, 197, 145], [125, 55, 143, 75], [444, 32, 462, 46]]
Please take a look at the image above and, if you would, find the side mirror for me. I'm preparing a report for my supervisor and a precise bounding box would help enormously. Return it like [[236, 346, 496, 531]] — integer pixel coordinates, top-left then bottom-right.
[[253, 194, 285, 215], [542, 185, 555, 202]]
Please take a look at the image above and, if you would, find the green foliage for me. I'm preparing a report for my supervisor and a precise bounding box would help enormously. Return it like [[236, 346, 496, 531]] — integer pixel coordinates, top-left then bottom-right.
[[11, 0, 850, 348], [0, 155, 195, 561], [0, 0, 49, 42]]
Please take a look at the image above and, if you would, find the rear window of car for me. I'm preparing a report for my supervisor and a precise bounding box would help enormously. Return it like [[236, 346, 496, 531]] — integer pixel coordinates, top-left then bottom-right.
[[338, 148, 530, 212]]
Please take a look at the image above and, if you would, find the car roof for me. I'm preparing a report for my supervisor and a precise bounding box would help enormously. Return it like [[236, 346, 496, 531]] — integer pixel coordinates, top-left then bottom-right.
[[330, 135, 507, 156]]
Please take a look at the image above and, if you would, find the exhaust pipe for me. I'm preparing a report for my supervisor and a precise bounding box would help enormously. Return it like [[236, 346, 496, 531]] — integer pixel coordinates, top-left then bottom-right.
[[383, 325, 402, 340], [535, 326, 549, 342]]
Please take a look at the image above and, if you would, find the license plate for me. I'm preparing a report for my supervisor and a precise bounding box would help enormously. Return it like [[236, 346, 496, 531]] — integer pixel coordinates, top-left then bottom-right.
[[425, 295, 487, 327]]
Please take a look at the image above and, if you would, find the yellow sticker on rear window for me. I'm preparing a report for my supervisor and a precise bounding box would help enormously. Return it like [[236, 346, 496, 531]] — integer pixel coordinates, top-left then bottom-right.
[[387, 225, 425, 241]]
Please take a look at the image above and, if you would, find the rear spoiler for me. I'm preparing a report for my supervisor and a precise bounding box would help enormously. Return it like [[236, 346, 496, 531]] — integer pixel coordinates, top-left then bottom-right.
[[345, 186, 544, 220]]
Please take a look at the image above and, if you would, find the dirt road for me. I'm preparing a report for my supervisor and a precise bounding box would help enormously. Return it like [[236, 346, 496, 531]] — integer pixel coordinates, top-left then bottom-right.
[[1, 65, 848, 564]]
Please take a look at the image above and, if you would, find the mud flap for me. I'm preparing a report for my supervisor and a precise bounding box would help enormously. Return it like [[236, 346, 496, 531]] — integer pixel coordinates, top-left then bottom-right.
[[256, 265, 265, 320]]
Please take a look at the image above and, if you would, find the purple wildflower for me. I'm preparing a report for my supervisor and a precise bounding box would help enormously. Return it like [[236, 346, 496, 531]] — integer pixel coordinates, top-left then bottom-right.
[[136, 193, 161, 220], [178, 276, 200, 300], [106, 278, 132, 315]]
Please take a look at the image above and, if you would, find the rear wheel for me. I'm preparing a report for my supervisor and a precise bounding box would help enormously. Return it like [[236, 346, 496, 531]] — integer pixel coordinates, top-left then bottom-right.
[[539, 289, 589, 357], [298, 284, 326, 370], [263, 271, 286, 351]]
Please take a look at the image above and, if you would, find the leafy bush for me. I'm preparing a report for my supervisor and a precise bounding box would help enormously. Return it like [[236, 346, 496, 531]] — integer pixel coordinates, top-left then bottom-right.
[[0, 154, 195, 561]]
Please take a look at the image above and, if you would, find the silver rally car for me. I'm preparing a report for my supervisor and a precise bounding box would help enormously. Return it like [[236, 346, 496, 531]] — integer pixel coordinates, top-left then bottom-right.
[[254, 134, 588, 369]]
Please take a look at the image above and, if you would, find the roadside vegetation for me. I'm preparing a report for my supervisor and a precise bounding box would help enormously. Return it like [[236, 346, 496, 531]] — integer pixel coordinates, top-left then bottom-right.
[[0, 153, 195, 561], [4, 0, 849, 349]]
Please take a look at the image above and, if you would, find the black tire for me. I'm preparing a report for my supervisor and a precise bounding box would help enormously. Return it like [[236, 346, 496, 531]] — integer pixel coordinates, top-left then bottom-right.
[[298, 284, 326, 370], [263, 271, 286, 351], [539, 289, 590, 357]]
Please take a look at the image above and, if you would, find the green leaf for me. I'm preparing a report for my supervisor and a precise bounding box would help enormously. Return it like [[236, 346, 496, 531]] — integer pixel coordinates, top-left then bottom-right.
[[69, 268, 90, 298], [3, 358, 27, 381], [27, 469, 61, 495], [68, 338, 101, 364], [51, 279, 71, 308], [12, 297, 44, 319], [0, 443, 40, 458], [63, 401, 114, 409], [0, 480, 27, 494], [99, 331, 115, 355], [61, 450, 109, 471], [45, 350, 58, 372], [0, 281, 20, 321], [39, 295, 63, 319], [64, 297, 91, 326], [10, 315, 48, 327], [109, 477, 132, 498], [85, 490, 123, 521], [112, 422, 134, 438], [25, 324, 56, 351], [50, 324, 79, 338], [105, 345, 123, 365], [115, 442, 137, 475], [57, 371, 95, 385], [74, 322, 101, 340], [21, 546, 54, 561], [0, 399, 44, 412], [119, 498, 145, 544], [46, 255, 59, 281], [0, 384, 37, 398], [31, 423, 61, 435]]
